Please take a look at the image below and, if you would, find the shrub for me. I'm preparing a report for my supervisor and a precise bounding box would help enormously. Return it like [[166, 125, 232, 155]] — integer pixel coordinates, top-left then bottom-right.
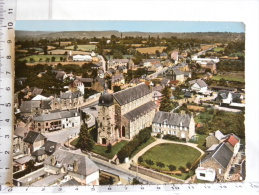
[[138, 156, 143, 163], [186, 162, 192, 169], [179, 166, 186, 173], [145, 159, 154, 166], [167, 164, 176, 171], [156, 162, 165, 168]]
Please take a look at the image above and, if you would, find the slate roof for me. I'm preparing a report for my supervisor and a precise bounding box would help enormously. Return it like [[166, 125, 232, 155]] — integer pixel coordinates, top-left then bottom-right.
[[44, 148, 99, 176], [61, 178, 81, 186], [172, 68, 184, 75], [14, 126, 28, 138], [55, 71, 66, 80], [20, 101, 41, 113], [42, 140, 61, 155], [202, 142, 233, 169], [217, 90, 230, 100], [184, 91, 192, 98], [176, 62, 188, 67], [111, 74, 124, 83], [161, 79, 169, 85], [23, 131, 46, 144], [33, 109, 79, 122], [60, 91, 83, 99], [113, 83, 151, 106], [15, 155, 33, 165], [78, 78, 93, 83], [30, 173, 65, 187], [41, 100, 52, 110], [123, 101, 157, 121], [32, 148, 46, 157], [152, 111, 192, 127], [31, 87, 43, 96], [152, 85, 163, 92], [188, 79, 207, 88]]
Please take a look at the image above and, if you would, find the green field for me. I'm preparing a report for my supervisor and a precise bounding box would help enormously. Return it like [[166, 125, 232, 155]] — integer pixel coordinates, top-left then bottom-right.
[[140, 143, 201, 171], [212, 75, 245, 82], [194, 112, 213, 124], [18, 55, 67, 62], [229, 52, 245, 57], [92, 140, 128, 159], [213, 47, 224, 52], [65, 45, 97, 51]]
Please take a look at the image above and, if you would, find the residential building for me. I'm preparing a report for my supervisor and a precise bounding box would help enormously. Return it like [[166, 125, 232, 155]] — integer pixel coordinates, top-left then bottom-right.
[[205, 130, 225, 148], [97, 83, 157, 145], [13, 126, 28, 155], [205, 61, 217, 73], [55, 91, 84, 110], [215, 90, 244, 105], [68, 80, 85, 95], [44, 148, 99, 185], [200, 142, 233, 181], [72, 55, 92, 61], [33, 109, 80, 133], [171, 68, 185, 82], [188, 79, 208, 94], [171, 51, 178, 64], [107, 59, 134, 70], [175, 62, 189, 71], [152, 111, 195, 141], [23, 131, 46, 154]]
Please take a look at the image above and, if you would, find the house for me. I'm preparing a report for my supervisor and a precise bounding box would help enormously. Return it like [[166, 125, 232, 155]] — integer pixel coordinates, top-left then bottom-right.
[[57, 90, 84, 110], [171, 51, 178, 63], [32, 141, 61, 165], [152, 91, 162, 108], [111, 74, 125, 86], [142, 59, 161, 67], [188, 79, 208, 94], [215, 90, 244, 105], [175, 62, 189, 71], [195, 167, 216, 182], [205, 130, 225, 148], [13, 126, 28, 155], [44, 148, 99, 185], [68, 80, 85, 95], [200, 142, 234, 181], [171, 68, 185, 82], [19, 100, 53, 116], [76, 77, 94, 88], [160, 78, 170, 87], [23, 131, 46, 154], [206, 61, 217, 73], [159, 52, 168, 59], [33, 109, 80, 133], [148, 63, 163, 72], [224, 134, 240, 157], [107, 59, 134, 70], [72, 55, 92, 62], [152, 111, 195, 141]]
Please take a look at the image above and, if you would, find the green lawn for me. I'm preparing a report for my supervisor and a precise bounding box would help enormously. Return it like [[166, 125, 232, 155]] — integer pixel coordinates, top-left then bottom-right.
[[18, 55, 67, 62], [130, 136, 156, 158], [140, 143, 201, 171], [213, 47, 224, 52], [92, 140, 128, 159], [212, 75, 245, 82], [189, 134, 207, 151], [65, 45, 96, 51]]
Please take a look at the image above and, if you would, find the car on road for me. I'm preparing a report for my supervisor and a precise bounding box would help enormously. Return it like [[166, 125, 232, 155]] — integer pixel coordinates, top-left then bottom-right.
[[90, 106, 97, 110]]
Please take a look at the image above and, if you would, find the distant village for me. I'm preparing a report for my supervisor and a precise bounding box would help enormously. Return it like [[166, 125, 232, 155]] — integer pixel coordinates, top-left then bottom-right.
[[13, 33, 245, 186]]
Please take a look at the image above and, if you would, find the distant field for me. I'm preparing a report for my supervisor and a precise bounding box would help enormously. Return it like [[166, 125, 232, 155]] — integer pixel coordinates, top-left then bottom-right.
[[213, 47, 224, 52], [136, 46, 167, 54], [200, 44, 215, 51], [19, 55, 67, 62], [229, 52, 245, 57], [65, 45, 96, 51], [40, 49, 90, 55], [212, 72, 245, 82]]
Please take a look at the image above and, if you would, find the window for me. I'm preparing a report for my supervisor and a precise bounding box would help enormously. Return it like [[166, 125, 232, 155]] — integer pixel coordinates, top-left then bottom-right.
[[46, 123, 48, 126], [200, 173, 205, 177], [38, 123, 41, 126]]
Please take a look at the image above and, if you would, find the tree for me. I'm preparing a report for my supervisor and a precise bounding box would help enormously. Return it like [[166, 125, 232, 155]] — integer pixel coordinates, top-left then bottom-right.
[[159, 86, 176, 112], [186, 162, 192, 169], [106, 143, 112, 153], [60, 56, 63, 62], [43, 45, 48, 55], [145, 159, 154, 166], [51, 56, 56, 62], [74, 44, 78, 51], [168, 164, 176, 171], [156, 162, 165, 168], [178, 166, 186, 173], [132, 178, 142, 185], [138, 156, 143, 163], [76, 124, 95, 152]]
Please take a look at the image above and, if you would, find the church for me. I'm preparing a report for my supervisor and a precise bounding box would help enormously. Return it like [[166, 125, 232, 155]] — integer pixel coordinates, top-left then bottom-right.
[[97, 83, 157, 145]]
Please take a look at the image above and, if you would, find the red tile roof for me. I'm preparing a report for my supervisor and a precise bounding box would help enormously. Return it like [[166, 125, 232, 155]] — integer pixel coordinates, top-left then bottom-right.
[[226, 135, 239, 147]]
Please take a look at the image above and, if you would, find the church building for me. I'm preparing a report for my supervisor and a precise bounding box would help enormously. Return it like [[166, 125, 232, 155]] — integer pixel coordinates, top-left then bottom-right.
[[97, 83, 157, 145]]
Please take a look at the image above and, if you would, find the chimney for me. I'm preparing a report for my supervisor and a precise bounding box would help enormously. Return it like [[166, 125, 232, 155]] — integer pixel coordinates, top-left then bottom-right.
[[73, 159, 78, 172], [51, 155, 56, 166]]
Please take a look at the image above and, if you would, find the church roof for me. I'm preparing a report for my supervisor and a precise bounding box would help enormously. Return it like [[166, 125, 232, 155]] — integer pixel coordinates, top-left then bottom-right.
[[98, 91, 114, 107], [113, 84, 151, 106], [123, 101, 157, 121]]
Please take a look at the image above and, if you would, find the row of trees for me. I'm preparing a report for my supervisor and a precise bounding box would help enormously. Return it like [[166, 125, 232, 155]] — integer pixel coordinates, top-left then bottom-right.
[[138, 156, 192, 173], [117, 128, 152, 163]]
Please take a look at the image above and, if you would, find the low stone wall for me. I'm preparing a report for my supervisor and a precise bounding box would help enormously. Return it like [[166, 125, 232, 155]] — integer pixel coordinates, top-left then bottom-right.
[[129, 164, 185, 184]]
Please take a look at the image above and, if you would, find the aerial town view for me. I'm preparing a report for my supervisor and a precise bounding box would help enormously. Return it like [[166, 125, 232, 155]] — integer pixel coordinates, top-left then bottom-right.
[[13, 21, 245, 187]]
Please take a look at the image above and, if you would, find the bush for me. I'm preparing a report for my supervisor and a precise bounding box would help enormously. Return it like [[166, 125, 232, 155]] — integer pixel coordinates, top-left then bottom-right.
[[156, 162, 165, 168], [179, 166, 186, 173], [167, 164, 176, 171], [138, 156, 143, 163], [145, 159, 154, 166], [156, 133, 162, 138], [186, 162, 192, 169]]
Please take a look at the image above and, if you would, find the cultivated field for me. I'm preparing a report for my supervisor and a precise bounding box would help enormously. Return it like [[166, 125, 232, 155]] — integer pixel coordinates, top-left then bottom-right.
[[213, 47, 225, 52], [19, 55, 67, 62], [212, 71, 245, 82], [136, 46, 167, 54], [65, 45, 97, 51]]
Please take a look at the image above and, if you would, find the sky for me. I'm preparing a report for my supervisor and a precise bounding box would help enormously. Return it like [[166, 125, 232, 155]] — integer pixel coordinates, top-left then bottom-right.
[[15, 20, 245, 33]]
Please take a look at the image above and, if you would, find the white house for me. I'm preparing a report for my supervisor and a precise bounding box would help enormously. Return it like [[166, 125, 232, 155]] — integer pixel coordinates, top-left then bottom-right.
[[195, 167, 216, 182], [73, 55, 92, 62], [191, 55, 220, 64], [188, 79, 208, 94]]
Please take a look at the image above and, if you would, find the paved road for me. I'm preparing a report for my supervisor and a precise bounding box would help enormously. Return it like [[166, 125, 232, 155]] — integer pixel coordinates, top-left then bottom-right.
[[99, 55, 106, 72], [43, 126, 80, 144]]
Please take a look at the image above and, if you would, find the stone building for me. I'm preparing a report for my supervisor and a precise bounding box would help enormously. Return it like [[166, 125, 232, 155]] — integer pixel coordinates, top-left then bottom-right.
[[97, 83, 157, 145], [152, 111, 195, 141]]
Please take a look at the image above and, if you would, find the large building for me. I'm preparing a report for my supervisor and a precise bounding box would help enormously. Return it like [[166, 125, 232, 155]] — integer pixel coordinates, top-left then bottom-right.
[[152, 111, 195, 141], [97, 84, 157, 145]]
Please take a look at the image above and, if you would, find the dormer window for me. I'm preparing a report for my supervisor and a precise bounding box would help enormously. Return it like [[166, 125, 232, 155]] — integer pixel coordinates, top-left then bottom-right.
[[67, 164, 73, 171], [163, 119, 167, 125], [56, 160, 62, 167]]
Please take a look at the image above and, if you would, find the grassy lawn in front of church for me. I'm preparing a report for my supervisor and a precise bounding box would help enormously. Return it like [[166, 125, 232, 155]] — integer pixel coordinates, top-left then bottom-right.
[[92, 140, 129, 159]]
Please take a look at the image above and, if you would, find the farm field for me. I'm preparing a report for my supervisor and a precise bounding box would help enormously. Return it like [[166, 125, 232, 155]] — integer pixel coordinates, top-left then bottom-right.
[[140, 143, 201, 171], [136, 46, 167, 54], [18, 55, 67, 62], [65, 45, 97, 51], [212, 73, 245, 82], [213, 47, 225, 52]]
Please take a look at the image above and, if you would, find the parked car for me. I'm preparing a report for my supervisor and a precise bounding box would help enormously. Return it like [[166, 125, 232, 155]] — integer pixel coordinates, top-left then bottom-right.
[[90, 106, 96, 110]]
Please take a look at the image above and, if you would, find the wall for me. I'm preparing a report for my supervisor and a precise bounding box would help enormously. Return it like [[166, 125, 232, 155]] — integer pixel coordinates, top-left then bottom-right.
[[130, 164, 185, 184]]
